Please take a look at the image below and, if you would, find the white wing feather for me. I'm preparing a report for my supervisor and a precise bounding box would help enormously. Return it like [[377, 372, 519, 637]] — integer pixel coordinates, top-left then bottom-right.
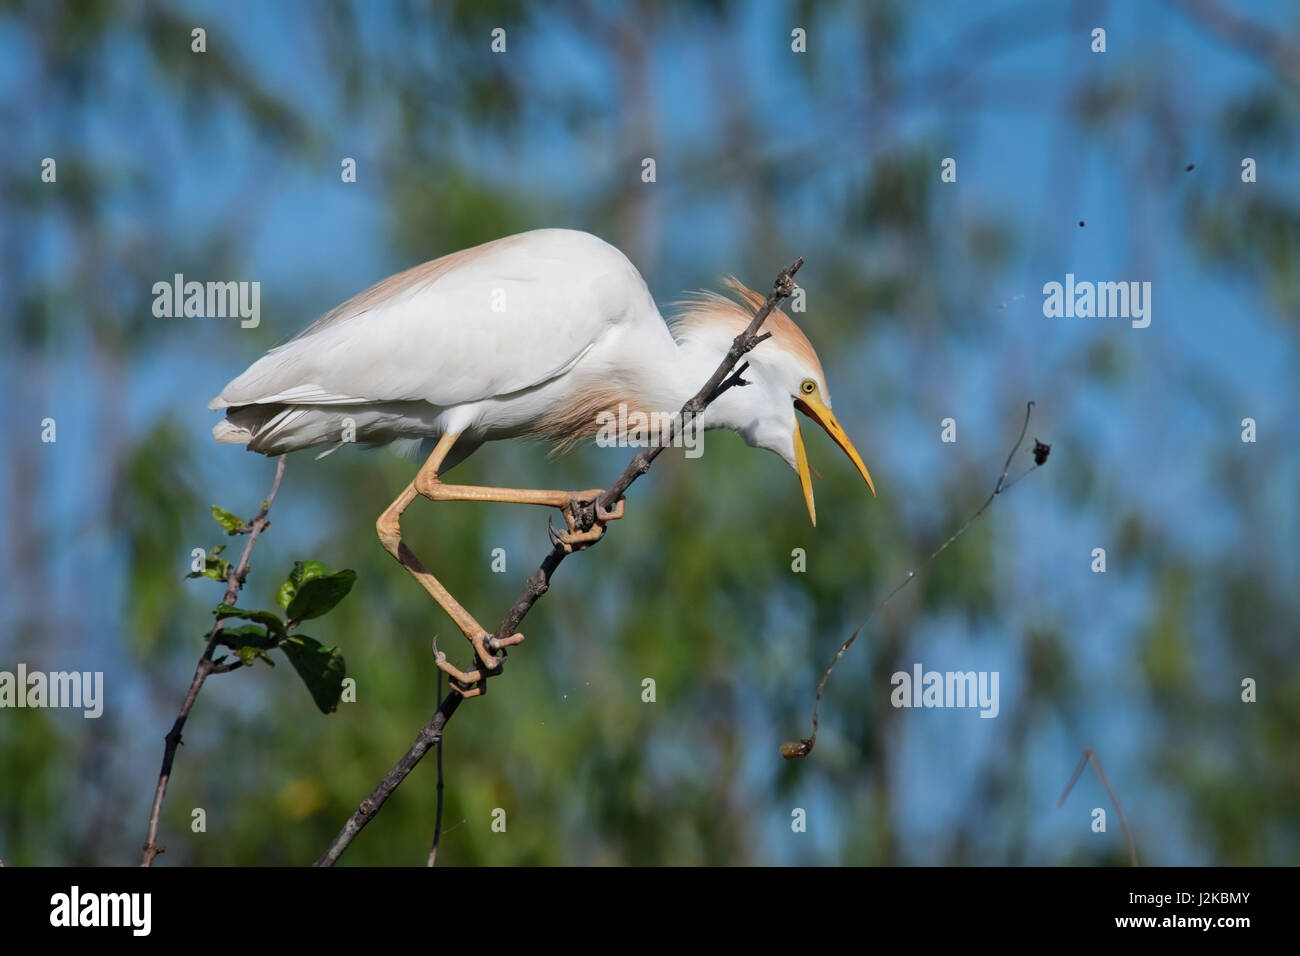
[[210, 229, 652, 411]]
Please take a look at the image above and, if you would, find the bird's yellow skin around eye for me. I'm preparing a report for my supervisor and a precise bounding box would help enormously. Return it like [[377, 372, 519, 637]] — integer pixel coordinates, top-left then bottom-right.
[[800, 379, 816, 395]]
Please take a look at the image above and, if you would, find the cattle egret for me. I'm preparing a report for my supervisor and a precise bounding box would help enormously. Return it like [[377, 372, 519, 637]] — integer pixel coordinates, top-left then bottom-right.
[[211, 229, 874, 696]]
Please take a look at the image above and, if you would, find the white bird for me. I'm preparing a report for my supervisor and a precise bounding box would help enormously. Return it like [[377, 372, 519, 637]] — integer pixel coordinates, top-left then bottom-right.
[[211, 228, 874, 696]]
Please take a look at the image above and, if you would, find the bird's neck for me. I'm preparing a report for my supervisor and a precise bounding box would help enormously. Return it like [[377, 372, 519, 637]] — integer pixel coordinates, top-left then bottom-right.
[[634, 330, 751, 434]]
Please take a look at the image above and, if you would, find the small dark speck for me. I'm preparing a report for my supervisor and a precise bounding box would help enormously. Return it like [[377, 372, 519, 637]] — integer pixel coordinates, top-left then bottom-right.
[[1078, 220, 1085, 227], [1033, 439, 1051, 466], [1185, 164, 1195, 171]]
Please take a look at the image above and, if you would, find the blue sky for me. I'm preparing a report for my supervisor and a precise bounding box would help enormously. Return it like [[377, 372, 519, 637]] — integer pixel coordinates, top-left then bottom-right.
[[4, 0, 1297, 863]]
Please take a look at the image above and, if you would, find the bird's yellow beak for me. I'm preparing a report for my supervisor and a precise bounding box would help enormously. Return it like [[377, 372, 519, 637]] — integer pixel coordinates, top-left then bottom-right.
[[792, 395, 876, 526]]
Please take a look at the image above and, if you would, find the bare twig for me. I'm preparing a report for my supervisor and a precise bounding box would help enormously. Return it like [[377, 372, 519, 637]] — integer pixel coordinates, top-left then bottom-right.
[[705, 359, 755, 405], [141, 455, 286, 866], [315, 258, 804, 866], [593, 263, 801, 517], [781, 402, 1046, 759], [1057, 747, 1140, 866], [426, 670, 446, 867], [316, 694, 461, 866]]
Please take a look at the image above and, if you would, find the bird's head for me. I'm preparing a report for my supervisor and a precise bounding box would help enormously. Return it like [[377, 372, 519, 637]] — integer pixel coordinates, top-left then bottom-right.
[[672, 279, 876, 525]]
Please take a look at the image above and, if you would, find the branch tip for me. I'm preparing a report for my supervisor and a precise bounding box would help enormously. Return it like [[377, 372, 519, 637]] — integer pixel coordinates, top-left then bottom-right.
[[784, 401, 1047, 760]]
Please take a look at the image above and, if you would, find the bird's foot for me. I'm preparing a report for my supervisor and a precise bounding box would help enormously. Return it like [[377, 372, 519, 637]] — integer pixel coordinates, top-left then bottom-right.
[[549, 492, 625, 553], [434, 650, 485, 698], [433, 631, 523, 698]]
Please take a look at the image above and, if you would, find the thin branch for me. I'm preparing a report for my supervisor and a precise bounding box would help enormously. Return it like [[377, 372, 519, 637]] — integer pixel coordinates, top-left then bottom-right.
[[426, 670, 446, 867], [315, 258, 804, 866], [594, 266, 800, 517], [781, 402, 1047, 759], [1057, 747, 1140, 866], [316, 694, 461, 867], [140, 455, 286, 866], [706, 360, 754, 405]]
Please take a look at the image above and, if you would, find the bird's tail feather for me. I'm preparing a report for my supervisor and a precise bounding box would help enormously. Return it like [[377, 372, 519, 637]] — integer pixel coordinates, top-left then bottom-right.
[[212, 401, 442, 456], [212, 418, 254, 445], [214, 404, 346, 455]]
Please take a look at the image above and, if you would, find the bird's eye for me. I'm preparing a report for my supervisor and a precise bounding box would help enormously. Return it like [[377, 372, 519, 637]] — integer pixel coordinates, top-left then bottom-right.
[[800, 379, 817, 395]]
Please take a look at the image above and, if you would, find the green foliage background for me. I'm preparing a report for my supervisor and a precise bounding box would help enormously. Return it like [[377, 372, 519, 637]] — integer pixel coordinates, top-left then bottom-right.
[[1, 0, 1297, 865]]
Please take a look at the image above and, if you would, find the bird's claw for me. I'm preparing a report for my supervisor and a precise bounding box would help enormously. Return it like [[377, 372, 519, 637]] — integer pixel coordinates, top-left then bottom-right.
[[433, 648, 485, 698], [549, 492, 625, 553], [433, 631, 523, 698], [547, 515, 596, 553]]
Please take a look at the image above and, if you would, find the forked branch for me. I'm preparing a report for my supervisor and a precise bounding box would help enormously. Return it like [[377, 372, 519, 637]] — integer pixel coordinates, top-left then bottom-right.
[[1058, 747, 1140, 866], [141, 455, 286, 866]]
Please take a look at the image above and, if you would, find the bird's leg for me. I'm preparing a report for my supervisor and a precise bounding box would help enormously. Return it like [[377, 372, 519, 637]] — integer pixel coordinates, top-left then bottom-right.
[[413, 474, 625, 554], [376, 431, 519, 698], [380, 431, 627, 697]]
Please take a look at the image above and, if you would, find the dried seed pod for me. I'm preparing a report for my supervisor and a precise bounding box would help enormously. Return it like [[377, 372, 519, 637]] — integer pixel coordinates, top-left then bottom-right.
[[780, 738, 813, 760]]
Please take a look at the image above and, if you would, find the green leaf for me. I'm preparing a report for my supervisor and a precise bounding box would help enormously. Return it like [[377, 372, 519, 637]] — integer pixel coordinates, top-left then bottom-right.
[[216, 624, 275, 647], [277, 560, 334, 610], [214, 625, 277, 667], [201, 558, 231, 580], [215, 623, 271, 644], [236, 645, 276, 667], [211, 505, 245, 534], [213, 604, 287, 640], [280, 636, 346, 714], [287, 570, 357, 623], [186, 545, 231, 581]]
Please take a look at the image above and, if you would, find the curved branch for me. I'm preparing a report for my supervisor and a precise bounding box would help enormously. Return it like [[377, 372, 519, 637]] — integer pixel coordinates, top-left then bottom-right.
[[781, 403, 1047, 759]]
